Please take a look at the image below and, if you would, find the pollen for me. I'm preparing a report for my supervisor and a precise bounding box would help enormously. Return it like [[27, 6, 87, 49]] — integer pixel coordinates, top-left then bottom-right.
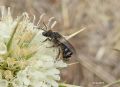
[[3, 70, 13, 81]]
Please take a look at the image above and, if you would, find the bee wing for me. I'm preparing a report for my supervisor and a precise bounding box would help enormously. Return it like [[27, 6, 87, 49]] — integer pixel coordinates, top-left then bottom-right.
[[58, 35, 76, 54]]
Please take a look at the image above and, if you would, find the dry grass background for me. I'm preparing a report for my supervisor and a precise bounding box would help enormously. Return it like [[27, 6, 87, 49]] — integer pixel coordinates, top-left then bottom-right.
[[0, 0, 120, 87]]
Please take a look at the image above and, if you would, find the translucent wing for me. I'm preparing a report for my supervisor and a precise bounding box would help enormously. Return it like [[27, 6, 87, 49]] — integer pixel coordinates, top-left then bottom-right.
[[58, 33, 76, 54]]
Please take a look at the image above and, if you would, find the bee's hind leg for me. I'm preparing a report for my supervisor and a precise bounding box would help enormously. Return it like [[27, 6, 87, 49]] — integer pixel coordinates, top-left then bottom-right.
[[56, 47, 62, 61]]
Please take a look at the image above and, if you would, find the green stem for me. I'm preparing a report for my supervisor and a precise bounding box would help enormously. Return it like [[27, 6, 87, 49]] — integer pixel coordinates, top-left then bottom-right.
[[7, 15, 23, 55], [7, 15, 23, 50]]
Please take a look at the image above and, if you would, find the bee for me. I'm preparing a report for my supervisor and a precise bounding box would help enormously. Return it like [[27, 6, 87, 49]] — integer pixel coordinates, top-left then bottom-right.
[[37, 17, 75, 61], [42, 29, 75, 61]]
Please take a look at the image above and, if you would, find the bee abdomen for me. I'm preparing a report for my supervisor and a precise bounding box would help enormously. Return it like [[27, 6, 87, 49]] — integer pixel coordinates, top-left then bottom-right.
[[60, 44, 73, 60]]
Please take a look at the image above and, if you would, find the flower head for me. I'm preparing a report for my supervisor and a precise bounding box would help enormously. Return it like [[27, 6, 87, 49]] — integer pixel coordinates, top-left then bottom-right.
[[0, 6, 67, 87]]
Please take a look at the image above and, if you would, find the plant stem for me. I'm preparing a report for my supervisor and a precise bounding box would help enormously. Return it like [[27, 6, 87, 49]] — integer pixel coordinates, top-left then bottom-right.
[[59, 83, 82, 87], [103, 80, 120, 87]]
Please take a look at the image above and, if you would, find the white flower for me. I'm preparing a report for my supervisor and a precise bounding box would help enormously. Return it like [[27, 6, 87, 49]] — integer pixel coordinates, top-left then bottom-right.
[[0, 6, 67, 87]]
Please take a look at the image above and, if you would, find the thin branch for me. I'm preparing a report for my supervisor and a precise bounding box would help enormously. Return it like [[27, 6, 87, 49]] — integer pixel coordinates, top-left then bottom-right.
[[65, 27, 86, 40]]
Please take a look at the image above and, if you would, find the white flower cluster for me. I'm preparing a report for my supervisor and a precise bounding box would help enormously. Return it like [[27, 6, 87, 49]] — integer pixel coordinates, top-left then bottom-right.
[[0, 6, 67, 87]]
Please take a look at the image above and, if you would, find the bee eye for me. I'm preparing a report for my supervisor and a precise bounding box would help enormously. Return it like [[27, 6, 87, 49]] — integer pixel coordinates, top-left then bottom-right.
[[42, 32, 47, 36]]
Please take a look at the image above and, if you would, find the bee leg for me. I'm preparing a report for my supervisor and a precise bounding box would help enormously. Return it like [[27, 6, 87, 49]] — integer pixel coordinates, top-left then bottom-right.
[[49, 44, 59, 47], [42, 38, 57, 48], [55, 47, 61, 61], [46, 43, 59, 48], [42, 38, 55, 48], [44, 42, 57, 48], [42, 38, 51, 43]]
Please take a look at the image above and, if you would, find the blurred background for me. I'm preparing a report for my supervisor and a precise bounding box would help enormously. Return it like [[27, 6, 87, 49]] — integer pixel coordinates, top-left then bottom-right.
[[0, 0, 120, 87]]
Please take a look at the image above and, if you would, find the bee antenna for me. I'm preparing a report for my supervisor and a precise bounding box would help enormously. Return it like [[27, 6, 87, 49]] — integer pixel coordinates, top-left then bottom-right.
[[42, 22, 47, 31], [37, 13, 46, 26]]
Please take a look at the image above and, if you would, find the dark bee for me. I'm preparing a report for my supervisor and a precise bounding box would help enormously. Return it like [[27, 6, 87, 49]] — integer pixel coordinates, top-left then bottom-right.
[[42, 29, 75, 61]]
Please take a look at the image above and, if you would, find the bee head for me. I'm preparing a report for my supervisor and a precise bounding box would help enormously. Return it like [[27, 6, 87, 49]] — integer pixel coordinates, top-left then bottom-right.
[[42, 30, 53, 37]]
